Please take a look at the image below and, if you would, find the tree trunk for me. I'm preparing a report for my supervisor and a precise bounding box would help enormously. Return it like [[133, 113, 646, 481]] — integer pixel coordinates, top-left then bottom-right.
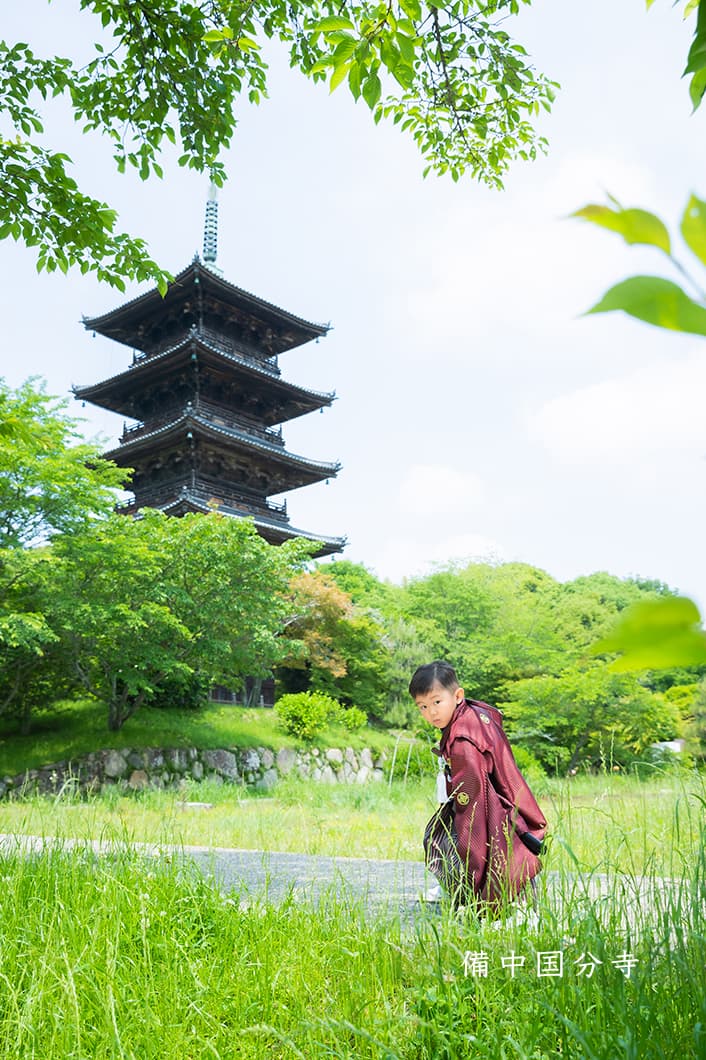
[[566, 734, 589, 775], [245, 678, 262, 707], [20, 698, 32, 736], [108, 700, 123, 731]]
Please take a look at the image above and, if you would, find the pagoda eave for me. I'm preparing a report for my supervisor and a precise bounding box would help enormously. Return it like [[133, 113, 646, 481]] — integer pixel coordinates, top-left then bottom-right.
[[83, 261, 329, 357], [104, 414, 340, 491], [123, 491, 344, 557], [73, 335, 334, 424]]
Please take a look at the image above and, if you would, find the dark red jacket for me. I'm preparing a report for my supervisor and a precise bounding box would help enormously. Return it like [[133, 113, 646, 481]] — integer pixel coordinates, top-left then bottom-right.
[[438, 699, 547, 910]]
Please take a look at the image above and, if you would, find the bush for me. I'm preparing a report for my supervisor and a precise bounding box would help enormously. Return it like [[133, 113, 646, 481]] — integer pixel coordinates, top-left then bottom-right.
[[275, 691, 342, 740], [334, 705, 368, 731]]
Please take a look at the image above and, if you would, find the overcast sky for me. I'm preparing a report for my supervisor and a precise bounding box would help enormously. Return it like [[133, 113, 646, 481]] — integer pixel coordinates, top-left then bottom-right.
[[3, 0, 706, 610]]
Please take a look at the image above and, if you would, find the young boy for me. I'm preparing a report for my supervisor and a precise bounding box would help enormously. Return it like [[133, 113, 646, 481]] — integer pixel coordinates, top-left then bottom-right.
[[410, 660, 547, 915]]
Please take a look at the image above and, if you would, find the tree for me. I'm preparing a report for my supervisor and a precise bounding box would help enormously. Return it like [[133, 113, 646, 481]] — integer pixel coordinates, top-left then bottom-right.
[[686, 676, 706, 762], [278, 568, 390, 720], [322, 559, 396, 614], [0, 377, 126, 730], [0, 0, 557, 287], [500, 664, 682, 774], [281, 570, 357, 679], [0, 377, 125, 551], [0, 547, 70, 735], [376, 614, 437, 726], [51, 510, 310, 730]]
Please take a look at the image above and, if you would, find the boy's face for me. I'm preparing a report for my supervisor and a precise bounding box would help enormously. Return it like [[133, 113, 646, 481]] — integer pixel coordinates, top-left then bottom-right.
[[414, 681, 464, 730]]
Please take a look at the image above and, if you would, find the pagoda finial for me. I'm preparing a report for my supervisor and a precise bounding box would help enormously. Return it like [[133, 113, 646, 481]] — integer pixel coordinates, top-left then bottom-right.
[[203, 182, 219, 264]]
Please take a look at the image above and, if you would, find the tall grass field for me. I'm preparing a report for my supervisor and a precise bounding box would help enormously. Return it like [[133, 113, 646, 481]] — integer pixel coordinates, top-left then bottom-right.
[[0, 774, 704, 1057]]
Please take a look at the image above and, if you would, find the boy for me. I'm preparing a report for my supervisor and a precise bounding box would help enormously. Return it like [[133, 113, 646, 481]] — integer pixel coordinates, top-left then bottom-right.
[[410, 660, 547, 915]]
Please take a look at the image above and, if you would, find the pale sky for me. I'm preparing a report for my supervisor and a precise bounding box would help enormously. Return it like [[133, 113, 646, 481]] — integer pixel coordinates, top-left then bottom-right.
[[3, 0, 706, 611]]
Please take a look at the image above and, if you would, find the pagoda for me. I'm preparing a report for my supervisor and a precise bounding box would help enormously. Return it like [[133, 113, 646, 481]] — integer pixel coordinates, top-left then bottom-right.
[[74, 190, 344, 557]]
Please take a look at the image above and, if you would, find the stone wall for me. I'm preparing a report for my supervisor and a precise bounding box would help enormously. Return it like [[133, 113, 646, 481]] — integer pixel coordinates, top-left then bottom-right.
[[0, 744, 389, 799]]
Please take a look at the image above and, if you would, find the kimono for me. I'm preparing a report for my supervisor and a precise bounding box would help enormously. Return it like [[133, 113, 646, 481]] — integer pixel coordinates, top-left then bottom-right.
[[429, 698, 547, 913]]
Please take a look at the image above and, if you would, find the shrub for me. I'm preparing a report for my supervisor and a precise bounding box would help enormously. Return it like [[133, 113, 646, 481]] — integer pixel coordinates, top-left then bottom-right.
[[275, 691, 341, 740], [335, 705, 367, 731]]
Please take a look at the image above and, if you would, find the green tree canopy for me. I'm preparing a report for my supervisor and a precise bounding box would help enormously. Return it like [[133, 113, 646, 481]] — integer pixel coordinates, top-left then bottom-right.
[[500, 664, 682, 774], [277, 568, 390, 720], [50, 510, 311, 730], [0, 378, 125, 551], [0, 377, 126, 729], [0, 0, 557, 287]]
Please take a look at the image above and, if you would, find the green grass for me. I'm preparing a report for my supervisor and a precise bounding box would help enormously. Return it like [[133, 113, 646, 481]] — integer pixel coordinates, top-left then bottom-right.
[[0, 698, 399, 777], [1, 772, 704, 875], [0, 830, 703, 1058], [0, 771, 704, 1056]]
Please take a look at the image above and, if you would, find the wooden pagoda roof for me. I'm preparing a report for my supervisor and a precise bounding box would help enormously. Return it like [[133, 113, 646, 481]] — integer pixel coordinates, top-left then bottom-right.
[[83, 260, 329, 356], [104, 411, 340, 492], [73, 333, 335, 424], [125, 488, 344, 557]]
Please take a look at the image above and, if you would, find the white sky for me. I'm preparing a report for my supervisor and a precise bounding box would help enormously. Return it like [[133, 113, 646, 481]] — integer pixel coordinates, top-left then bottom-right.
[[2, 0, 706, 610]]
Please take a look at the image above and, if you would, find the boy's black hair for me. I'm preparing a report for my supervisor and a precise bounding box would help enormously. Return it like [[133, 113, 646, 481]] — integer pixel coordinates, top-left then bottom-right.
[[408, 661, 460, 698]]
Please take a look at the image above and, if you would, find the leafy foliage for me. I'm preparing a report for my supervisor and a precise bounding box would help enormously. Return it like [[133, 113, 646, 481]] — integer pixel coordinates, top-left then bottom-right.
[[0, 378, 125, 550], [0, 0, 557, 285], [682, 0, 706, 108], [275, 690, 344, 739], [0, 378, 127, 730], [50, 510, 311, 730], [278, 568, 390, 720], [501, 665, 681, 773], [574, 192, 706, 335], [142, 670, 212, 711], [686, 676, 706, 761], [335, 703, 367, 730], [648, 0, 706, 109], [594, 596, 706, 671], [573, 190, 706, 697], [0, 548, 73, 733]]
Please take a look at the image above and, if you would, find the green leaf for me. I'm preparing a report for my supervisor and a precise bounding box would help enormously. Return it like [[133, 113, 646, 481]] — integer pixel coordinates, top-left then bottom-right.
[[236, 36, 259, 52], [594, 596, 706, 671], [315, 16, 356, 33], [348, 62, 362, 99], [586, 275, 706, 335], [202, 28, 233, 43], [686, 40, 706, 78], [392, 62, 415, 89], [330, 61, 351, 92], [362, 72, 382, 109], [572, 203, 671, 254], [688, 64, 706, 109], [399, 0, 422, 20], [332, 36, 357, 63], [680, 193, 706, 265]]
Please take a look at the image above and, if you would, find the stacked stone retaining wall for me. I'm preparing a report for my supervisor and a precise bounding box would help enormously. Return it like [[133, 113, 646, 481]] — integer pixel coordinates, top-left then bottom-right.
[[0, 744, 389, 799]]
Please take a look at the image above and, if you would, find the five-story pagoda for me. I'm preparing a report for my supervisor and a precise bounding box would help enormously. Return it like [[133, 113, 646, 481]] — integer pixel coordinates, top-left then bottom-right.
[[74, 191, 344, 557]]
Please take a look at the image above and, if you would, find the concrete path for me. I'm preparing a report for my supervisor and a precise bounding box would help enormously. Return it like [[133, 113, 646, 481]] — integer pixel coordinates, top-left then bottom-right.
[[0, 833, 695, 935], [0, 833, 430, 914]]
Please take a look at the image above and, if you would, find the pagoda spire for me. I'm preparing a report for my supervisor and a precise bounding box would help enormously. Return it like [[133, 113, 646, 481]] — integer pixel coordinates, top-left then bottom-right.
[[203, 182, 219, 264]]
